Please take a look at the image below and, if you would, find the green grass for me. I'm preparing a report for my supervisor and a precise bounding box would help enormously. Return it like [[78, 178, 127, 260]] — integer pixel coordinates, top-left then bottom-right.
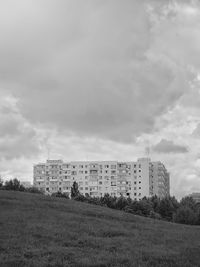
[[0, 191, 200, 267]]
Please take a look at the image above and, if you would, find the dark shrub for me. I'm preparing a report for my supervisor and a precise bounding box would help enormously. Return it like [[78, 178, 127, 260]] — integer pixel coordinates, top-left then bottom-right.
[[4, 178, 25, 192], [51, 191, 69, 199], [174, 206, 198, 225]]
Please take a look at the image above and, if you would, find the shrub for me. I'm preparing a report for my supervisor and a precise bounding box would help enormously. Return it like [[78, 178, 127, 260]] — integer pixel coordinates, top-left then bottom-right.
[[174, 206, 198, 225], [4, 178, 25, 192], [74, 194, 86, 202], [51, 191, 69, 199], [26, 187, 44, 194], [149, 211, 162, 220]]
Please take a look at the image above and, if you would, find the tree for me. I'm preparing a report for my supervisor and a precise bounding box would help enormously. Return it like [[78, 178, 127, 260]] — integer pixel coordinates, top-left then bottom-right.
[[0, 176, 3, 188], [150, 195, 161, 213], [71, 181, 80, 198], [4, 178, 25, 191], [180, 196, 197, 212], [158, 197, 178, 220], [174, 206, 198, 225]]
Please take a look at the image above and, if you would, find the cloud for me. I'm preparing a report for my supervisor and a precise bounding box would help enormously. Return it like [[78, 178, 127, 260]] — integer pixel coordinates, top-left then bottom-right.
[[0, 0, 194, 143], [153, 139, 188, 154], [0, 93, 41, 160], [0, 0, 200, 199], [192, 123, 200, 137]]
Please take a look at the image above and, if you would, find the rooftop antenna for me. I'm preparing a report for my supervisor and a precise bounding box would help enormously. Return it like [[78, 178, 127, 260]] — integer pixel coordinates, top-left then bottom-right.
[[47, 144, 51, 160], [145, 141, 150, 159]]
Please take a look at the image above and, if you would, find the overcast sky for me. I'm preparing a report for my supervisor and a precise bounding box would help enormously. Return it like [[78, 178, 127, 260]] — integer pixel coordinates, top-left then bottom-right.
[[0, 0, 200, 199]]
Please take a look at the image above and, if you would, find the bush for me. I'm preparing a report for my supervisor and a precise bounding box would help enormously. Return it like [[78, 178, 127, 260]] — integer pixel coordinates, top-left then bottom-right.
[[51, 191, 69, 199], [26, 187, 44, 194], [174, 206, 198, 225], [4, 178, 25, 192], [74, 194, 87, 202], [149, 211, 162, 220]]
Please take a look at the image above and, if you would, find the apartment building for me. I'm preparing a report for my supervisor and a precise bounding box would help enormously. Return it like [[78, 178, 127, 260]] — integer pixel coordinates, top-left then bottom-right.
[[33, 158, 170, 200]]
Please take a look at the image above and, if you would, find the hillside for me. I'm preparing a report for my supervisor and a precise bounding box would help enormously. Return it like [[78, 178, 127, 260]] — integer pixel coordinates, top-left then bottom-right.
[[0, 191, 200, 267]]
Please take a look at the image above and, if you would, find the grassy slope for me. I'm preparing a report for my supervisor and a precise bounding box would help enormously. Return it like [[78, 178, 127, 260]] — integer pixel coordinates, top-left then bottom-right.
[[0, 191, 200, 267]]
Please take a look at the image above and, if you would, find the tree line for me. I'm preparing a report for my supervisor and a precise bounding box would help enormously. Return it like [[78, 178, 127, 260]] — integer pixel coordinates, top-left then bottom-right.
[[69, 182, 200, 225], [1, 178, 200, 225], [0, 177, 42, 194]]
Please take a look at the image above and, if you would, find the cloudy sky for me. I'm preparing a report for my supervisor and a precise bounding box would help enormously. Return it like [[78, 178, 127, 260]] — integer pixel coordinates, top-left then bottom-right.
[[0, 0, 200, 199]]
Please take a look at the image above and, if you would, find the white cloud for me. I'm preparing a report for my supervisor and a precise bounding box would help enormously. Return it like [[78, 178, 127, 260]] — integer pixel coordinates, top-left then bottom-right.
[[0, 0, 200, 198]]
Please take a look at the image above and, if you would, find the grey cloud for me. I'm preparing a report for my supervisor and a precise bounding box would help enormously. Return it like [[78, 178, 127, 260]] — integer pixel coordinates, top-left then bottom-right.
[[153, 139, 188, 154], [0, 96, 41, 159], [192, 123, 200, 137], [0, 130, 40, 160], [0, 0, 196, 143]]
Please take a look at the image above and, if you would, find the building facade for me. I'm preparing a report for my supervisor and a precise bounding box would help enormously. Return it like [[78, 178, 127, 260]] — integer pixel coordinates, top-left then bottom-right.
[[33, 158, 170, 200]]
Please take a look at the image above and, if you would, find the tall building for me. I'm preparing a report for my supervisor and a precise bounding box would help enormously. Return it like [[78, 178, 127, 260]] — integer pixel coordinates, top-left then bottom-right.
[[33, 158, 170, 200]]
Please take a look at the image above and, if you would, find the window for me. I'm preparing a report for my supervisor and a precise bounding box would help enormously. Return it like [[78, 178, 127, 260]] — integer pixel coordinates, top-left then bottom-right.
[[139, 187, 141, 189], [111, 165, 116, 169], [134, 181, 137, 185], [139, 181, 141, 184]]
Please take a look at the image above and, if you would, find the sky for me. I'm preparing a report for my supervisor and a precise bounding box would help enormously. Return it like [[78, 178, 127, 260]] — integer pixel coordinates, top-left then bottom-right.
[[0, 0, 200, 199]]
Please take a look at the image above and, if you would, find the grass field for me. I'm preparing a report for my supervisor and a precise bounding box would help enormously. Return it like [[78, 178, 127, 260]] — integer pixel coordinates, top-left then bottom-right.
[[0, 191, 200, 267]]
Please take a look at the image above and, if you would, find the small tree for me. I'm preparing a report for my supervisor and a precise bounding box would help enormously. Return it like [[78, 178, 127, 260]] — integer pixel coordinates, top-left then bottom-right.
[[174, 206, 198, 225], [71, 181, 79, 198], [0, 176, 3, 188], [4, 178, 25, 191], [180, 196, 197, 212]]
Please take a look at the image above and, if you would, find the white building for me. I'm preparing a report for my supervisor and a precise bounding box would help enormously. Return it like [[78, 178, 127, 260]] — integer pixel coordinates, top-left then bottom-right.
[[33, 158, 170, 200]]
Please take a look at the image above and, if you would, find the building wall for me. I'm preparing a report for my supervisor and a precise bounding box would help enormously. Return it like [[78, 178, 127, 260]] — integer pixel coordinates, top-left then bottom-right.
[[33, 158, 170, 200], [149, 162, 170, 198]]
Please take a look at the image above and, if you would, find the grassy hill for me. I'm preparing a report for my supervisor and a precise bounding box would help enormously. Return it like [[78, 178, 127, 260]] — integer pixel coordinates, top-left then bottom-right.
[[0, 191, 200, 267]]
